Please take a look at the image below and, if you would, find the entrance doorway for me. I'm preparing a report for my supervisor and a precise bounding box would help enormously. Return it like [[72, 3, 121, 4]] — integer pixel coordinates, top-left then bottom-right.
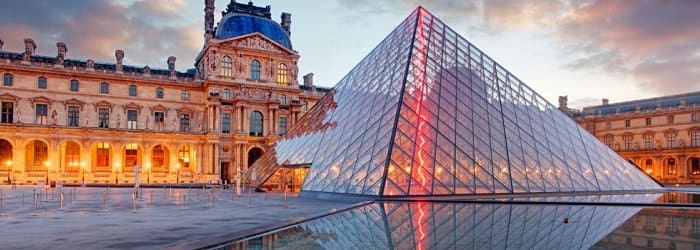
[[261, 166, 309, 193], [220, 162, 230, 184]]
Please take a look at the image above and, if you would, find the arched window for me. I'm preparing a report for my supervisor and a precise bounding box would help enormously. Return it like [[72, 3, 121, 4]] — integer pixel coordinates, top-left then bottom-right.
[[667, 158, 677, 175], [26, 140, 48, 168], [96, 142, 110, 169], [178, 145, 191, 169], [250, 60, 261, 80], [277, 63, 288, 85], [124, 143, 139, 170], [64, 142, 80, 173], [279, 94, 286, 105], [3, 73, 13, 86], [249, 111, 263, 137], [0, 139, 12, 166], [221, 56, 232, 77], [151, 144, 168, 172], [645, 159, 653, 175]]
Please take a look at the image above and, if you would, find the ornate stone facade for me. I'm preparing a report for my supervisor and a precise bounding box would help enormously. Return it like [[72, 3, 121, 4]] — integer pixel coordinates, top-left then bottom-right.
[[570, 92, 700, 184], [0, 1, 328, 185]]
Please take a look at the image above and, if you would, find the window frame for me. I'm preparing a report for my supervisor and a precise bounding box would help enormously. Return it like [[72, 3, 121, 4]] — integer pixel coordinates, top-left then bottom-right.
[[100, 82, 109, 94], [128, 85, 137, 97], [1, 102, 13, 124], [279, 117, 287, 135], [221, 113, 231, 134], [156, 87, 164, 99], [221, 56, 233, 77], [67, 106, 80, 127], [250, 60, 261, 80], [70, 79, 79, 92], [3, 73, 13, 86], [181, 90, 189, 101], [37, 76, 47, 89], [249, 111, 263, 137], [276, 63, 288, 85], [127, 109, 138, 129], [35, 103, 48, 125], [98, 108, 110, 128]]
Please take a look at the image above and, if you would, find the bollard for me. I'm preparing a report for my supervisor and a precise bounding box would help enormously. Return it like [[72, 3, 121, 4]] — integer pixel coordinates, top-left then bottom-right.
[[22, 191, 25, 209], [107, 187, 112, 203], [131, 192, 138, 213], [33, 190, 37, 207], [265, 192, 268, 205], [69, 189, 73, 207], [169, 187, 172, 199], [58, 192, 64, 211], [283, 188, 288, 208], [0, 189, 4, 216], [150, 190, 154, 205], [101, 189, 107, 212]]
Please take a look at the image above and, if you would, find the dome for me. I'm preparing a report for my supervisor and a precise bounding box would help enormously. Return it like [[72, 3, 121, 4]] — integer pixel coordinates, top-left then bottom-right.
[[215, 13, 292, 50]]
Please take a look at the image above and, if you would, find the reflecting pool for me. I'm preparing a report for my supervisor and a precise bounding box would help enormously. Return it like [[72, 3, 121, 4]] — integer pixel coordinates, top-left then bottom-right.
[[216, 193, 700, 249]]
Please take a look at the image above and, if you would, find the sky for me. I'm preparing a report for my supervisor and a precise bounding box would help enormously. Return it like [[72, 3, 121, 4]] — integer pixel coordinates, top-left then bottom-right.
[[0, 0, 698, 109]]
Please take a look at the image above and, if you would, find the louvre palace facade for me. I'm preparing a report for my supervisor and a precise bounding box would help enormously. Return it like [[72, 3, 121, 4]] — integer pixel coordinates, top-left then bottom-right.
[[0, 1, 328, 185]]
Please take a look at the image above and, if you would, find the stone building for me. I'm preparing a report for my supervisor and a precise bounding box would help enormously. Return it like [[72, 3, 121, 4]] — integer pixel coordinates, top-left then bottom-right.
[[569, 92, 700, 184], [0, 1, 329, 185]]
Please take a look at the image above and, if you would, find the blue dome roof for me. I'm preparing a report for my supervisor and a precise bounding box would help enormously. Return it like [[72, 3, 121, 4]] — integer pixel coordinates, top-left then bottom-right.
[[215, 14, 292, 50]]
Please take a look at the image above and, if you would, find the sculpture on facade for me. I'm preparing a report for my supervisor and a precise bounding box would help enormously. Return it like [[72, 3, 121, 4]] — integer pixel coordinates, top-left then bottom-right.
[[115, 50, 125, 72], [86, 59, 95, 70]]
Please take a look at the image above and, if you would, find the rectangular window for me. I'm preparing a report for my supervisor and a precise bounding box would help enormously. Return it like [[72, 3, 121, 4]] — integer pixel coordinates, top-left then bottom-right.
[[279, 117, 287, 135], [302, 101, 308, 111], [223, 89, 231, 100], [604, 136, 613, 147], [98, 108, 109, 128], [100, 82, 109, 94], [668, 134, 676, 148], [181, 90, 189, 101], [625, 119, 631, 128], [668, 115, 674, 124], [1, 102, 13, 124], [127, 110, 137, 129], [96, 143, 110, 168], [692, 131, 700, 147], [179, 114, 190, 132], [70, 80, 79, 92], [35, 104, 48, 125], [221, 113, 231, 134], [154, 111, 164, 130], [3, 74, 13, 86], [693, 113, 699, 123], [280, 95, 286, 105], [644, 135, 653, 149], [624, 136, 632, 151], [156, 87, 164, 99], [38, 77, 47, 89], [67, 106, 79, 127], [645, 117, 651, 126], [128, 85, 137, 97]]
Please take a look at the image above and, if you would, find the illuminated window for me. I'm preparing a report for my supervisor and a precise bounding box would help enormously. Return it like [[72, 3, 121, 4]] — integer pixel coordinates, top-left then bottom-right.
[[221, 56, 232, 77], [31, 141, 48, 167], [249, 111, 263, 137], [667, 158, 677, 175], [152, 145, 167, 171], [64, 142, 80, 172], [125, 143, 138, 168], [645, 159, 653, 174], [178, 146, 191, 169], [96, 142, 110, 168], [38, 77, 47, 89], [692, 158, 700, 175], [250, 60, 261, 80], [277, 63, 288, 85]]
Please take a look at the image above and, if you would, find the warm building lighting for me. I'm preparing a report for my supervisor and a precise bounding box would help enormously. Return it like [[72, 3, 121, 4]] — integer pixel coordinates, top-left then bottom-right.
[[646, 168, 652, 174], [388, 165, 394, 173], [5, 160, 11, 166], [44, 161, 50, 167], [436, 167, 443, 174]]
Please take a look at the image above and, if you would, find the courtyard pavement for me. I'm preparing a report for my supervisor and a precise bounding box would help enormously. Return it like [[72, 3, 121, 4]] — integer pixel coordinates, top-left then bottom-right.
[[0, 185, 355, 249]]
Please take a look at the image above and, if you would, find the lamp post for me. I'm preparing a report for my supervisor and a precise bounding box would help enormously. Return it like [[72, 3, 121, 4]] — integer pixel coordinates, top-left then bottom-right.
[[176, 163, 180, 184], [80, 162, 86, 186], [44, 161, 50, 185], [145, 163, 151, 184], [115, 163, 121, 184], [5, 160, 11, 185]]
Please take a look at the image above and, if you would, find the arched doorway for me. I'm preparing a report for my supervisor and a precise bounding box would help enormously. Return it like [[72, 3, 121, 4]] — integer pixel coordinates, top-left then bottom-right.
[[0, 139, 12, 183], [248, 147, 264, 167], [689, 157, 700, 177], [61, 141, 81, 173], [643, 158, 654, 175], [25, 140, 48, 171]]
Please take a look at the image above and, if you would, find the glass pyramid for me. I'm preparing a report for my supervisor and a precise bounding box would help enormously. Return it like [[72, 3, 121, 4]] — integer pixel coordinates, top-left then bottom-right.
[[247, 7, 661, 197]]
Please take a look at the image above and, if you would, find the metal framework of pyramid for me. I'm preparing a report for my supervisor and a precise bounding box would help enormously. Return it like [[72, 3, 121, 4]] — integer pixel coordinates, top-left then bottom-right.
[[248, 7, 661, 197]]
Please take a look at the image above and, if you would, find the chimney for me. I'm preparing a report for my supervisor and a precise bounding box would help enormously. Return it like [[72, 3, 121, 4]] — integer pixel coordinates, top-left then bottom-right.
[[204, 0, 215, 42], [115, 49, 124, 73], [303, 73, 314, 87], [281, 12, 292, 36], [602, 98, 609, 105], [167, 56, 177, 79], [55, 42, 67, 67], [558, 95, 568, 109], [24, 38, 36, 56]]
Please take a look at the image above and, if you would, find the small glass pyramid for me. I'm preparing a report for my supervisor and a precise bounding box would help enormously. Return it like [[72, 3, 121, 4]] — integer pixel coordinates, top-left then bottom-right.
[[248, 7, 661, 197]]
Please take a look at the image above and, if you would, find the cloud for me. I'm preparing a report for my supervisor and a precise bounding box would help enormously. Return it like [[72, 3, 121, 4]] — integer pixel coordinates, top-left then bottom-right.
[[0, 0, 202, 71]]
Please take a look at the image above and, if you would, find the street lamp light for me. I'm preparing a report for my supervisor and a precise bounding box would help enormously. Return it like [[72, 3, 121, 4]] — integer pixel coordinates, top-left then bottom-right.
[[5, 160, 11, 185], [44, 161, 50, 184], [115, 162, 121, 184]]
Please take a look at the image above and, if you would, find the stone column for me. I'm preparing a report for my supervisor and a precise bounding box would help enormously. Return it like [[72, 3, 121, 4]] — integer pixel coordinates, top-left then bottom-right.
[[243, 106, 249, 134], [241, 144, 248, 170], [207, 105, 215, 131], [213, 144, 219, 175], [268, 109, 274, 135], [236, 106, 243, 133]]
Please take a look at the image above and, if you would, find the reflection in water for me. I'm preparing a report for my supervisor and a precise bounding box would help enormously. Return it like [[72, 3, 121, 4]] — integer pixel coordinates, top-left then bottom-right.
[[226, 195, 664, 249]]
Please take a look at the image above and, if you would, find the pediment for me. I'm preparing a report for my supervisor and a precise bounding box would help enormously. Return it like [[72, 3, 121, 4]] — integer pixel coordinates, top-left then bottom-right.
[[150, 104, 169, 114], [0, 93, 19, 102], [29, 96, 52, 104], [63, 98, 85, 110], [94, 100, 114, 112], [216, 33, 295, 55]]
